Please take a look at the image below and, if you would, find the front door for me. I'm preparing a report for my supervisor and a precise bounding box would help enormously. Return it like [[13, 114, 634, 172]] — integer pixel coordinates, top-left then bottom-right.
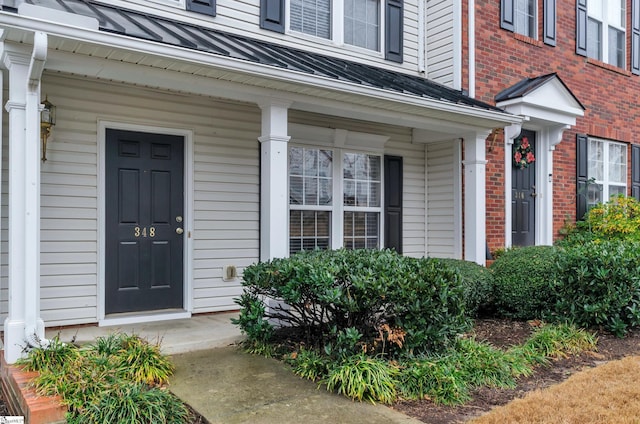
[[105, 129, 184, 314], [511, 130, 536, 247]]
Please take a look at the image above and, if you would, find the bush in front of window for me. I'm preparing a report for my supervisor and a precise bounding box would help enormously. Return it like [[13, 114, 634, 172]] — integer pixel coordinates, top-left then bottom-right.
[[233, 249, 470, 359], [580, 195, 640, 241], [554, 239, 640, 337], [491, 246, 560, 321]]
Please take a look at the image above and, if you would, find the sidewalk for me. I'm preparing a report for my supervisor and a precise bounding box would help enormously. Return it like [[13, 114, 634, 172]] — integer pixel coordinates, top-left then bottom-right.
[[169, 347, 423, 424]]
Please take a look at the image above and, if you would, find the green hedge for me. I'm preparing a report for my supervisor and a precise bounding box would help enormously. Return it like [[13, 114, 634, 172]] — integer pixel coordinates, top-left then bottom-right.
[[490, 246, 559, 320], [437, 258, 493, 318], [554, 240, 640, 336], [234, 249, 470, 357]]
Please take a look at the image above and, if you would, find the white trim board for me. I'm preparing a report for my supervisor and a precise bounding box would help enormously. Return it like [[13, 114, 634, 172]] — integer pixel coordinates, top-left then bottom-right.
[[97, 120, 194, 326]]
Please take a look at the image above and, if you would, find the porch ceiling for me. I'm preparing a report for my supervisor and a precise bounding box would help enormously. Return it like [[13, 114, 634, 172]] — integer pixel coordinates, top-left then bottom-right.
[[0, 0, 523, 132]]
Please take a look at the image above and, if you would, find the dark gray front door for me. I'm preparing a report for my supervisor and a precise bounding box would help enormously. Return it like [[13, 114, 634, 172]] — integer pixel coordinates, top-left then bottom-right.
[[105, 129, 184, 314], [512, 130, 536, 247]]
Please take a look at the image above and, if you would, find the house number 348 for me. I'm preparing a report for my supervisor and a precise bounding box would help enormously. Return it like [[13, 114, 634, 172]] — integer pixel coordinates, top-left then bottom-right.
[[134, 226, 156, 238]]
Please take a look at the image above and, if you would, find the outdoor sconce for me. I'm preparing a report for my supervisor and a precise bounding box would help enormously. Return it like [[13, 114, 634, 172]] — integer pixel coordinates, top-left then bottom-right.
[[40, 97, 56, 162]]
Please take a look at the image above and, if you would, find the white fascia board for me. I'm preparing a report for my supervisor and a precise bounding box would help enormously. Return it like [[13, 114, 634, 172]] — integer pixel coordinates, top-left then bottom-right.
[[0, 12, 523, 126], [498, 102, 581, 126]]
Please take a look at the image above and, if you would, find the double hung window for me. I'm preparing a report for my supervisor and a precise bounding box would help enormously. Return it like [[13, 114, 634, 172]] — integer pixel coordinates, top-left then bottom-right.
[[288, 146, 382, 255], [586, 138, 627, 208], [587, 0, 626, 67], [514, 0, 536, 38]]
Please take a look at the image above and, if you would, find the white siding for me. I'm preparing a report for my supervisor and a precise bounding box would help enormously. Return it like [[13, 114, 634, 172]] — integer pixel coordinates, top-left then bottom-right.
[[27, 74, 261, 325], [426, 0, 455, 87], [426, 141, 457, 258], [0, 74, 430, 327], [107, 0, 421, 74]]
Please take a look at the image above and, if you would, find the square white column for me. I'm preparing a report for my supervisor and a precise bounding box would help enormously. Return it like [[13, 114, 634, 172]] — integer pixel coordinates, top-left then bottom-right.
[[463, 131, 490, 266], [258, 100, 291, 261]]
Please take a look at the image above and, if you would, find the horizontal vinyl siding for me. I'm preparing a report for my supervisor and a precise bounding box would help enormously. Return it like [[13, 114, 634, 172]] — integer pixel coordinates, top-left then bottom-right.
[[426, 0, 455, 87], [290, 111, 426, 258], [26, 74, 261, 325], [112, 0, 421, 74], [426, 142, 457, 258]]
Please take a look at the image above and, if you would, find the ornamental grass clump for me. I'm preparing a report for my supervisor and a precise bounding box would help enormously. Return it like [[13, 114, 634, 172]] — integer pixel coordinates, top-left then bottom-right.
[[18, 333, 190, 424]]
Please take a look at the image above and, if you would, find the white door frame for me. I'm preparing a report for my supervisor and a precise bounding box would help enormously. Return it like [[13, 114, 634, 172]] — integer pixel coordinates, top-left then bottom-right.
[[96, 120, 194, 326]]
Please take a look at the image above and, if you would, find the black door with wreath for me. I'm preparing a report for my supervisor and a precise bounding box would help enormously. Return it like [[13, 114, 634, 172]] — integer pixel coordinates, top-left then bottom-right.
[[512, 130, 536, 247]]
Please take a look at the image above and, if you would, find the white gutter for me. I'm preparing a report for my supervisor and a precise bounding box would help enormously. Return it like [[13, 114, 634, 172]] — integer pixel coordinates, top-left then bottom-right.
[[0, 11, 520, 125], [24, 30, 48, 347]]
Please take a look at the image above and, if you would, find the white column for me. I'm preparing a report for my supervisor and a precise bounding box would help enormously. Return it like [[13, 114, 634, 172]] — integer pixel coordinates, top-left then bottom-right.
[[503, 123, 522, 248], [258, 100, 291, 261], [463, 131, 490, 265], [2, 46, 30, 363]]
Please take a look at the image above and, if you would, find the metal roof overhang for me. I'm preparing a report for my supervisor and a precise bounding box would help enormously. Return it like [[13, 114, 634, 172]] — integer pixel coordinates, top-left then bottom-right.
[[0, 8, 522, 133]]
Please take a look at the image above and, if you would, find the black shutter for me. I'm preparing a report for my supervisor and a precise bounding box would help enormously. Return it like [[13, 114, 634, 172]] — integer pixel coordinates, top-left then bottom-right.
[[543, 0, 556, 46], [500, 0, 515, 32], [632, 0, 640, 74], [384, 155, 403, 253], [186, 0, 216, 16], [260, 0, 285, 33], [385, 0, 403, 63], [576, 134, 588, 220], [632, 145, 640, 200], [576, 0, 587, 56]]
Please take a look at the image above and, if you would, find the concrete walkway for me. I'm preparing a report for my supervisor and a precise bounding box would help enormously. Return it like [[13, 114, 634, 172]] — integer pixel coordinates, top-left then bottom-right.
[[45, 312, 422, 423], [170, 347, 423, 424]]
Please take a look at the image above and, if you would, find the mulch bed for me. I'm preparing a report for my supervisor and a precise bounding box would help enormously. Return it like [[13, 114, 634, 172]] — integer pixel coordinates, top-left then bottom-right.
[[394, 319, 640, 424]]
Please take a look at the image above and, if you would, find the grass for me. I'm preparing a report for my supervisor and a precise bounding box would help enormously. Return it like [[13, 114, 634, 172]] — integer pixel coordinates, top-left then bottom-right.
[[18, 333, 191, 424], [469, 356, 640, 424]]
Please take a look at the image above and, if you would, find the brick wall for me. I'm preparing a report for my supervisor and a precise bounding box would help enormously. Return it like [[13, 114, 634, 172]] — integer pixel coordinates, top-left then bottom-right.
[[465, 0, 640, 250]]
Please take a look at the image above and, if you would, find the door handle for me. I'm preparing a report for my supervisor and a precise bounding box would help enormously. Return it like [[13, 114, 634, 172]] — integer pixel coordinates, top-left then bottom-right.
[[176, 228, 184, 235]]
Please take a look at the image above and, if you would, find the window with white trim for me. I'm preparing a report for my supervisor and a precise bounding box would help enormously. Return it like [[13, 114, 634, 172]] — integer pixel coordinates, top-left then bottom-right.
[[587, 0, 626, 67], [587, 138, 627, 208], [514, 0, 536, 38], [289, 146, 382, 255], [289, 0, 381, 51]]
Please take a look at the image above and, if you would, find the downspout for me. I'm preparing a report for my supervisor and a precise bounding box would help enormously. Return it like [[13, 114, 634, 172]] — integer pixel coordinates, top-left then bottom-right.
[[468, 0, 475, 97], [25, 31, 48, 347]]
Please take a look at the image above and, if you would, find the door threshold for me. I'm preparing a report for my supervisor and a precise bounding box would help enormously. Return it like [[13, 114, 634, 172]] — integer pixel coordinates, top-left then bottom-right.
[[100, 310, 191, 327]]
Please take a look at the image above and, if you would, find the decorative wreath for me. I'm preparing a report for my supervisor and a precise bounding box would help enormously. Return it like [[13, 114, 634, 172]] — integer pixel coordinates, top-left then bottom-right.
[[513, 136, 535, 169]]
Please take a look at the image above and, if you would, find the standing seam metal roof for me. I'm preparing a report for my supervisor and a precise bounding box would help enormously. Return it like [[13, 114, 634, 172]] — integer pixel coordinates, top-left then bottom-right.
[[23, 0, 505, 113]]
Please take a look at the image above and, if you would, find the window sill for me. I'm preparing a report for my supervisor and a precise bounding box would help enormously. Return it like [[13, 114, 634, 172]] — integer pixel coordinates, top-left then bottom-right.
[[586, 58, 632, 76], [513, 33, 544, 48]]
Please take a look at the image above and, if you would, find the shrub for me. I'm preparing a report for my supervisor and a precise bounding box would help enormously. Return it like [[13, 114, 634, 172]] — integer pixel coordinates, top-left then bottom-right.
[[234, 249, 469, 358], [491, 246, 560, 320], [20, 334, 190, 424], [438, 258, 493, 317], [554, 240, 640, 336], [583, 195, 640, 241]]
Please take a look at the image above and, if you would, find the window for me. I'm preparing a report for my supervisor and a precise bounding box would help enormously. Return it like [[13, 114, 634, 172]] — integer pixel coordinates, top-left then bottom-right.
[[586, 0, 626, 67], [501, 0, 556, 45], [514, 0, 536, 38], [344, 0, 380, 50], [260, 0, 403, 62], [290, 0, 331, 38], [586, 138, 627, 208], [289, 147, 382, 255]]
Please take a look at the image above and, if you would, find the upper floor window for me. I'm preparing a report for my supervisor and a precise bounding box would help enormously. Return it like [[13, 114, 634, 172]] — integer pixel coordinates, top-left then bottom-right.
[[291, 0, 332, 38], [500, 0, 555, 45], [586, 138, 627, 208], [260, 0, 403, 62], [514, 0, 536, 38], [587, 0, 626, 67]]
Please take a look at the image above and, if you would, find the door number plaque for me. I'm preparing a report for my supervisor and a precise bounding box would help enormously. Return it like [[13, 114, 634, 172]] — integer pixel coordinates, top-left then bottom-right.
[[134, 226, 156, 238]]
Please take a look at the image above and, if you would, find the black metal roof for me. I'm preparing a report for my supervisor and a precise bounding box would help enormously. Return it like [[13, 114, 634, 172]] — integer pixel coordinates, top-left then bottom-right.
[[495, 72, 585, 110], [23, 0, 504, 113]]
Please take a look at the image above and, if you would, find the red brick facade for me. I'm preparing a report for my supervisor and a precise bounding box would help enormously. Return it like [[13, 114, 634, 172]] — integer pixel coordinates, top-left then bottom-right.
[[465, 0, 640, 253]]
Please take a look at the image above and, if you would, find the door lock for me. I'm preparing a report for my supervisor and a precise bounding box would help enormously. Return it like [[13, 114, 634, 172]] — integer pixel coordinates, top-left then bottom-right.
[[176, 216, 183, 223], [176, 228, 184, 235]]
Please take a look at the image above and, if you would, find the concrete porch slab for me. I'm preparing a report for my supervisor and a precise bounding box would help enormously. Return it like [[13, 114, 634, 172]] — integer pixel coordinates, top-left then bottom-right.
[[45, 312, 244, 355]]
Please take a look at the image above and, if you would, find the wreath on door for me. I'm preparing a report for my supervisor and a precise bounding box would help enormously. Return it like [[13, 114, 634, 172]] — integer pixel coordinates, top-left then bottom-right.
[[513, 136, 535, 169]]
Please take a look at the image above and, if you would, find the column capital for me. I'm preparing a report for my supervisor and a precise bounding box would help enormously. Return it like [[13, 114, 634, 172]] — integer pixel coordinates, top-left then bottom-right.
[[1, 43, 31, 70], [258, 135, 291, 144]]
